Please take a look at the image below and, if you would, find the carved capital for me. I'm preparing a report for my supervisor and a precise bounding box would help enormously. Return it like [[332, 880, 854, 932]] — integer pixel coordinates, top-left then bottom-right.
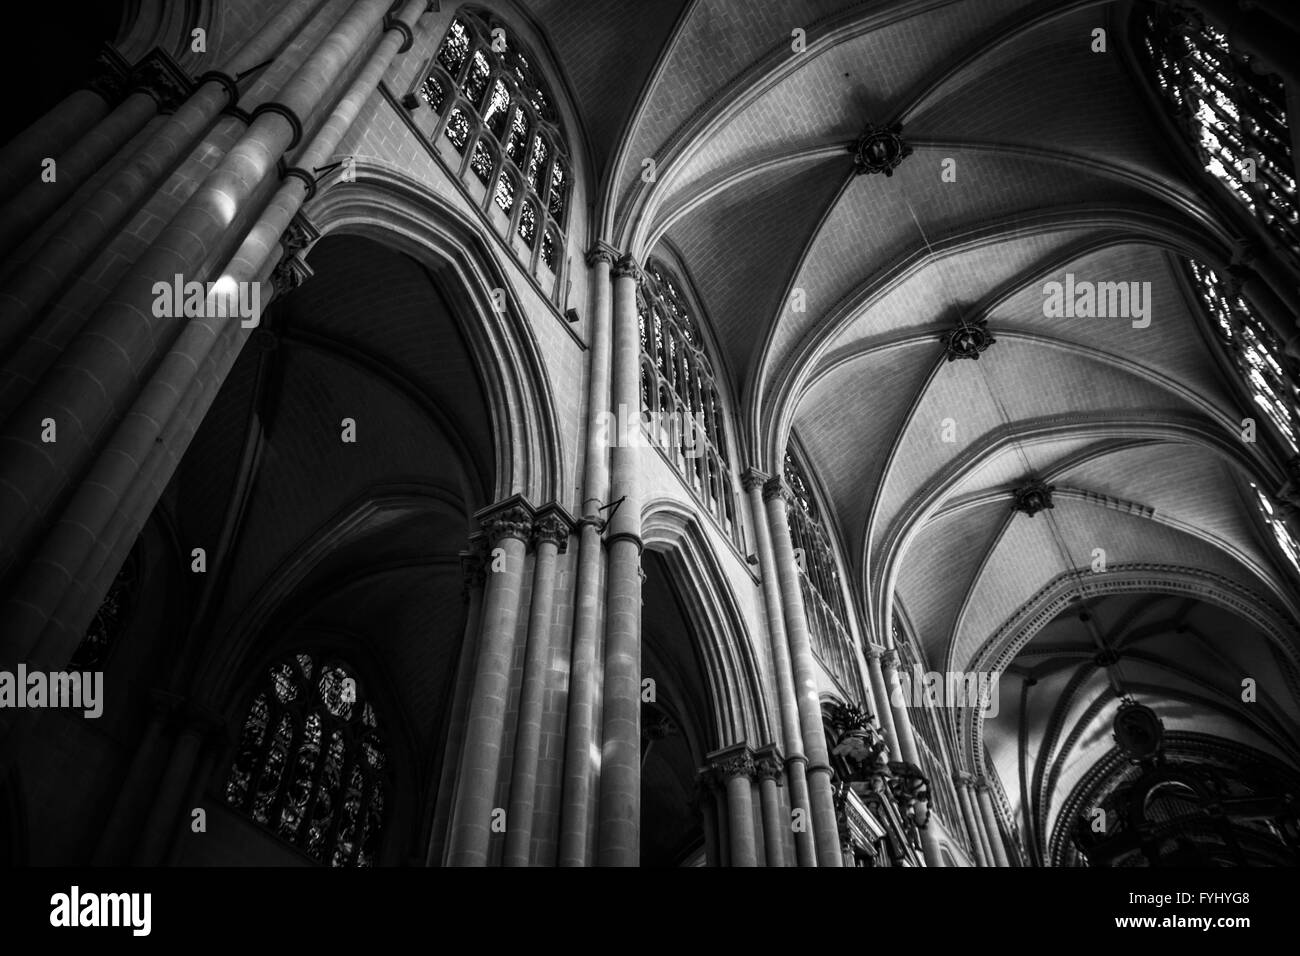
[[85, 45, 132, 104], [532, 503, 575, 553], [460, 539, 488, 598], [585, 241, 620, 267], [741, 467, 768, 493], [708, 744, 755, 780], [761, 477, 788, 503], [612, 254, 641, 282], [476, 495, 536, 547], [974, 776, 991, 793], [952, 770, 974, 788], [752, 744, 785, 783], [880, 647, 900, 669], [865, 644, 886, 663], [131, 48, 193, 112]]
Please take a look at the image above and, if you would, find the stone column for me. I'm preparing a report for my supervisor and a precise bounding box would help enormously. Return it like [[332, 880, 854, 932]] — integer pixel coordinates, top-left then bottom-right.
[[0, 0, 395, 602], [1, 0, 431, 673], [881, 644, 944, 867], [742, 468, 816, 866], [558, 242, 617, 866], [595, 255, 644, 866], [426, 543, 486, 865], [504, 506, 572, 866], [762, 477, 841, 867], [132, 703, 220, 865], [709, 745, 757, 867], [975, 776, 1011, 867], [753, 745, 787, 867], [0, 47, 129, 203], [92, 689, 179, 863], [954, 772, 990, 867], [447, 498, 533, 866], [865, 647, 902, 761], [0, 0, 324, 352]]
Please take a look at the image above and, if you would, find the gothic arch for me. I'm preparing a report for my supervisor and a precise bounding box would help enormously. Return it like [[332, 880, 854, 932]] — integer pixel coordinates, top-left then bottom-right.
[[307, 166, 567, 506], [641, 499, 773, 749]]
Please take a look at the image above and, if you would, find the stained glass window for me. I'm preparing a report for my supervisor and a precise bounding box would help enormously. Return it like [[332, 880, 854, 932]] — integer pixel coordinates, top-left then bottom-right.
[[1252, 483, 1300, 574], [225, 653, 388, 867], [1141, 8, 1300, 260], [1186, 259, 1298, 452], [423, 8, 569, 283], [638, 257, 739, 544]]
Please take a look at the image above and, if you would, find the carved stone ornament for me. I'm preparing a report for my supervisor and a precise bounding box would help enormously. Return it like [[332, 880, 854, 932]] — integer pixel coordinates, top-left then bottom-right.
[[850, 122, 913, 177], [1011, 477, 1055, 517], [940, 316, 996, 362], [481, 505, 534, 546]]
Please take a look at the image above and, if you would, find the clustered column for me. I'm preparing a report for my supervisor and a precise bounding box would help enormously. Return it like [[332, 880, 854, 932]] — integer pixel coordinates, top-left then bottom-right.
[[954, 772, 990, 866], [975, 776, 1011, 867], [742, 468, 816, 866], [762, 477, 842, 867]]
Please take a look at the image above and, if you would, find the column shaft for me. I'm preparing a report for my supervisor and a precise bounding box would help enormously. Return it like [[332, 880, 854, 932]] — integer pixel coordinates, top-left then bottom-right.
[[866, 649, 902, 762], [758, 775, 785, 867], [762, 482, 841, 866], [956, 779, 989, 866], [976, 781, 1011, 867], [504, 531, 562, 866], [595, 257, 643, 866], [447, 523, 529, 865], [743, 473, 815, 865], [725, 773, 757, 867], [558, 246, 615, 865]]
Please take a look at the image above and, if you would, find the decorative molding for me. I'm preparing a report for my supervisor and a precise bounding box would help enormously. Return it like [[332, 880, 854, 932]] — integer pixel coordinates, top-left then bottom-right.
[[383, 11, 415, 53], [252, 101, 305, 151], [850, 121, 913, 176], [270, 213, 321, 300]]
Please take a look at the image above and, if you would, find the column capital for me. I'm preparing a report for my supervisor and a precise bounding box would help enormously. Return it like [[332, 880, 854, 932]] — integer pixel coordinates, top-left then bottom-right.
[[707, 743, 755, 780], [865, 644, 886, 662], [611, 254, 641, 281], [741, 467, 769, 493], [880, 647, 900, 669], [761, 476, 788, 503], [475, 494, 536, 546], [85, 44, 132, 104], [952, 770, 975, 787], [532, 503, 576, 553], [974, 776, 991, 792], [586, 241, 620, 267], [752, 744, 785, 783], [130, 47, 194, 113]]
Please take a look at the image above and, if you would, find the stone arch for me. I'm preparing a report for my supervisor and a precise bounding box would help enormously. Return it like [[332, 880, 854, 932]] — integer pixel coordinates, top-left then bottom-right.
[[307, 168, 567, 506], [641, 499, 773, 751]]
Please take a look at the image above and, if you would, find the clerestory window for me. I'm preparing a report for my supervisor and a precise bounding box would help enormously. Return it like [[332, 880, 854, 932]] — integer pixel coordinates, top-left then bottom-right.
[[421, 9, 569, 289], [637, 257, 740, 546], [1140, 7, 1300, 260], [1185, 259, 1298, 453]]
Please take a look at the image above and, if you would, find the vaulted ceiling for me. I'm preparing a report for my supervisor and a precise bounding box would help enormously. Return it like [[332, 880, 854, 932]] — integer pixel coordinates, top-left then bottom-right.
[[525, 0, 1300, 847]]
